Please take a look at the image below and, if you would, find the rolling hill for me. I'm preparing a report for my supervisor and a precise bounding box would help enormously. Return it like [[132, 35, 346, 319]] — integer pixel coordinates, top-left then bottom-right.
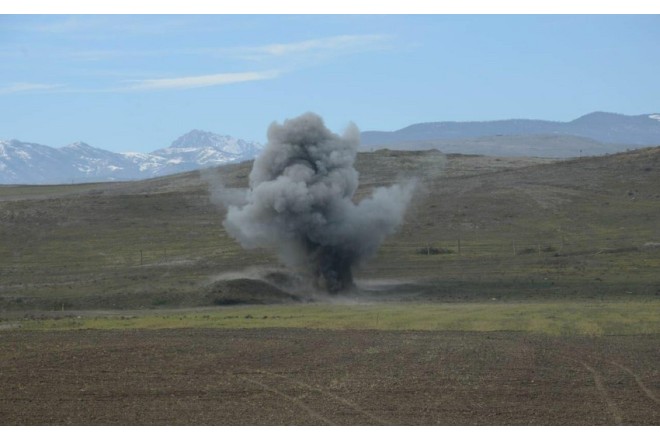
[[362, 111, 660, 146], [0, 146, 658, 310], [361, 111, 660, 157]]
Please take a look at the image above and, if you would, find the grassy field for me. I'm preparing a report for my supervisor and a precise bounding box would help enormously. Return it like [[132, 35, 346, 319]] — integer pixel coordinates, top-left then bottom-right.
[[0, 147, 658, 311], [2, 149, 659, 425], [7, 300, 659, 337]]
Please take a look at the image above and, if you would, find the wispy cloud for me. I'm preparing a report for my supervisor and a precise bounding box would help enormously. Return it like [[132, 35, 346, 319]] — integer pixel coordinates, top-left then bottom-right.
[[228, 34, 392, 61], [0, 33, 392, 95], [60, 34, 393, 62], [260, 34, 390, 56], [0, 82, 63, 95], [121, 70, 280, 91]]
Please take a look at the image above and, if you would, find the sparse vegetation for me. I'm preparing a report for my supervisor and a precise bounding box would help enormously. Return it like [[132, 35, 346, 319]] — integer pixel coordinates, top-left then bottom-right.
[[2, 147, 660, 425], [1, 327, 658, 424], [1, 147, 658, 311], [10, 301, 660, 336]]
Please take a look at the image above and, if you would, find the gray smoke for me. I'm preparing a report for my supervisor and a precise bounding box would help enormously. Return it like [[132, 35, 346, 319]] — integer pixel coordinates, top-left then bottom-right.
[[223, 113, 414, 293]]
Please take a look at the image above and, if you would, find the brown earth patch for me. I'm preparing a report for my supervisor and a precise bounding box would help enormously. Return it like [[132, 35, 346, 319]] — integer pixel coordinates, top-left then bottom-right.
[[0, 329, 658, 425]]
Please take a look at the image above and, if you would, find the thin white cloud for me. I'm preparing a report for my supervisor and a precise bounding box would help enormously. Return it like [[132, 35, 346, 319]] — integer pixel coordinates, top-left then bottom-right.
[[60, 34, 393, 62], [0, 34, 391, 95], [229, 34, 392, 60], [121, 70, 280, 91], [262, 34, 389, 56], [0, 82, 63, 95]]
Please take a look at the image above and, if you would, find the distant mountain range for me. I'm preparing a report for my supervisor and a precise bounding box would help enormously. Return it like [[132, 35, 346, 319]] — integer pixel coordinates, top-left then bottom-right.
[[3, 112, 660, 184], [0, 130, 262, 185], [361, 111, 660, 157]]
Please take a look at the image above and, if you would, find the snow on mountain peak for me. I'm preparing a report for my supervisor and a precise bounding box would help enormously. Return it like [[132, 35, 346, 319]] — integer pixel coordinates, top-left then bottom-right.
[[153, 129, 262, 166], [64, 141, 92, 149], [1, 130, 262, 184], [170, 129, 231, 148]]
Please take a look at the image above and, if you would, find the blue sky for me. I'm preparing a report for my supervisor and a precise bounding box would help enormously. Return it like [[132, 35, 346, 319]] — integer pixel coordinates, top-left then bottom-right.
[[1, 14, 659, 152]]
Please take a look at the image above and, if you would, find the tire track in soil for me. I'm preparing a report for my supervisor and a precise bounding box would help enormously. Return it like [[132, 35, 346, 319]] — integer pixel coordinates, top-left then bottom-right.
[[236, 373, 336, 425], [609, 361, 660, 405], [576, 360, 623, 425], [257, 370, 391, 425]]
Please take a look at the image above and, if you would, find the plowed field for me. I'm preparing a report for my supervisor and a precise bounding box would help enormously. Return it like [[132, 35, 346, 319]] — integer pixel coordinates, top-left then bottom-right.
[[1, 329, 658, 425]]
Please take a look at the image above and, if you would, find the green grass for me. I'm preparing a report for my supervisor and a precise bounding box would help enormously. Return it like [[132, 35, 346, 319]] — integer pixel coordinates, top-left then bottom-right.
[[10, 300, 660, 336]]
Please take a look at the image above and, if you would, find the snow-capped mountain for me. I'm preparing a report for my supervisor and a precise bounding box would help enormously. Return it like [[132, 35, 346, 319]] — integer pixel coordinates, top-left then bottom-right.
[[0, 130, 263, 184], [59, 142, 140, 181], [150, 130, 263, 176], [0, 140, 72, 184], [4, 112, 660, 184]]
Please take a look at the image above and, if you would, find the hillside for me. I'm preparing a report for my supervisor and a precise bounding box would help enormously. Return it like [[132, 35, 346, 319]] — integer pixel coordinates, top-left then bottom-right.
[[0, 147, 658, 310], [361, 111, 660, 147], [361, 134, 633, 158]]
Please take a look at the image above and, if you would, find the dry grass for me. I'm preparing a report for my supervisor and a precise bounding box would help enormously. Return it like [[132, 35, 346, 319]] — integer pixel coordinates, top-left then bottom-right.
[[0, 147, 659, 311]]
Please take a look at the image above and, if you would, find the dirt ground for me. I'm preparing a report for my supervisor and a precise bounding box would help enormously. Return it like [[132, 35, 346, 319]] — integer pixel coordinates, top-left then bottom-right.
[[0, 328, 658, 425]]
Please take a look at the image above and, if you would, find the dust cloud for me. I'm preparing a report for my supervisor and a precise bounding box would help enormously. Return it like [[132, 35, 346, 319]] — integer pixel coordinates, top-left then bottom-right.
[[220, 113, 415, 293]]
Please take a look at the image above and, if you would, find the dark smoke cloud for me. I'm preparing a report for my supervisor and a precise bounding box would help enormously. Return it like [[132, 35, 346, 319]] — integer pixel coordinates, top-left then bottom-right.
[[223, 113, 414, 293]]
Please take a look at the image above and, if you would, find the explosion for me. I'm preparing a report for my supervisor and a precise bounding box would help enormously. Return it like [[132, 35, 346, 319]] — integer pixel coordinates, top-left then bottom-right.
[[223, 113, 414, 293]]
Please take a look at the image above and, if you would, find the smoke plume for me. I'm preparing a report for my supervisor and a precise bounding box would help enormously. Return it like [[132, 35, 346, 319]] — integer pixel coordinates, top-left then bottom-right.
[[223, 113, 414, 293]]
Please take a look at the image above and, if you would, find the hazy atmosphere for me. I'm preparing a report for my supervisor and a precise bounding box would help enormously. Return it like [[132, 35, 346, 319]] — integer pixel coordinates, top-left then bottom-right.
[[1, 14, 659, 152]]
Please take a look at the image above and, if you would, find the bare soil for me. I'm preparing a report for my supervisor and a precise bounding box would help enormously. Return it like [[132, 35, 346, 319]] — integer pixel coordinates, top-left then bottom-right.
[[1, 329, 658, 425]]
